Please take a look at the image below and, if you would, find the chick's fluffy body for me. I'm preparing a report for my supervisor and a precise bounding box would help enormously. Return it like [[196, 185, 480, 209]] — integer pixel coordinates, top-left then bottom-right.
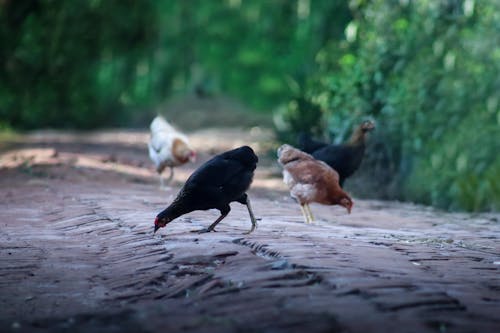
[[148, 116, 194, 173], [278, 145, 348, 206]]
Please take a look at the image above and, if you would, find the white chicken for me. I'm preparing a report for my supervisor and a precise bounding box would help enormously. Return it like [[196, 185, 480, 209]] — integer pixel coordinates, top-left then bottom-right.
[[148, 116, 196, 187]]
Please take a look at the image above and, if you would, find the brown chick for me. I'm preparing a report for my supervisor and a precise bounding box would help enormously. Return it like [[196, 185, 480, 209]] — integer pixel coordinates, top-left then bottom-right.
[[277, 144, 353, 223]]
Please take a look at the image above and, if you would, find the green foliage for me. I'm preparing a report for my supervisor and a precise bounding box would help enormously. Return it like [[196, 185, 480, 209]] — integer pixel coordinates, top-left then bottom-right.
[[0, 0, 351, 129], [274, 95, 325, 144], [281, 0, 499, 211], [0, 0, 158, 128]]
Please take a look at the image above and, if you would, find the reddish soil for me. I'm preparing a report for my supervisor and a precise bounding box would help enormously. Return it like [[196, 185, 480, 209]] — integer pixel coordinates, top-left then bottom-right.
[[0, 129, 499, 333]]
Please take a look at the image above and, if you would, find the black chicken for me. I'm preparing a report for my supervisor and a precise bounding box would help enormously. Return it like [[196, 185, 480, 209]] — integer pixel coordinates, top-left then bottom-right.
[[154, 146, 258, 234], [311, 120, 375, 187]]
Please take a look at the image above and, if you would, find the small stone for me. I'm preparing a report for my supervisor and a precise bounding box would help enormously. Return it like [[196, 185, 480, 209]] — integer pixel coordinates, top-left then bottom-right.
[[271, 260, 289, 270]]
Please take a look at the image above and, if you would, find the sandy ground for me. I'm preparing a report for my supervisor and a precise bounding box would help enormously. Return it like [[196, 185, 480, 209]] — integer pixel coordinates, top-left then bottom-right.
[[0, 128, 499, 333]]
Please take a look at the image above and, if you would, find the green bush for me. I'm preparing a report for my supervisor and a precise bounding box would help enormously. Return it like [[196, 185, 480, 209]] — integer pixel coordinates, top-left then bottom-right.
[[280, 0, 500, 212]]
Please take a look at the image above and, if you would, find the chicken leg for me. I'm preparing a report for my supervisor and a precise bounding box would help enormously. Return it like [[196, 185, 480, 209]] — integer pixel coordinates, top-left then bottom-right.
[[197, 212, 228, 233], [193, 206, 231, 233], [300, 204, 311, 224], [159, 166, 174, 189], [165, 166, 174, 183], [243, 196, 257, 234], [159, 174, 165, 189], [194, 195, 257, 234], [304, 203, 315, 223], [235, 193, 257, 234]]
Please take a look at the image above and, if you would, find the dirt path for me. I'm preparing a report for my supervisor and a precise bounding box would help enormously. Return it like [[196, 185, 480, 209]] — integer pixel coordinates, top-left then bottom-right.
[[0, 129, 499, 333]]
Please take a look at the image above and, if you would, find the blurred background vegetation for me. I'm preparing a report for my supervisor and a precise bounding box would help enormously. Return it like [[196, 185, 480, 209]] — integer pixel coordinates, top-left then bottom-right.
[[0, 0, 498, 212]]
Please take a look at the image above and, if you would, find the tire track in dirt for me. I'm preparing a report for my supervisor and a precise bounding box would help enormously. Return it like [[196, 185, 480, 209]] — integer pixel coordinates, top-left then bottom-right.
[[1, 130, 499, 332]]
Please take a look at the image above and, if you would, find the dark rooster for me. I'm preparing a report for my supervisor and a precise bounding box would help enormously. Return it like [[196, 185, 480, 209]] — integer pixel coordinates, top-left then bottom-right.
[[311, 120, 375, 187], [154, 146, 258, 234]]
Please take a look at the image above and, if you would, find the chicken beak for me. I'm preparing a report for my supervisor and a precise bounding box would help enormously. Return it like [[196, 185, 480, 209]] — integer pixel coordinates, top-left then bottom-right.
[[154, 217, 161, 234], [347, 202, 353, 214]]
